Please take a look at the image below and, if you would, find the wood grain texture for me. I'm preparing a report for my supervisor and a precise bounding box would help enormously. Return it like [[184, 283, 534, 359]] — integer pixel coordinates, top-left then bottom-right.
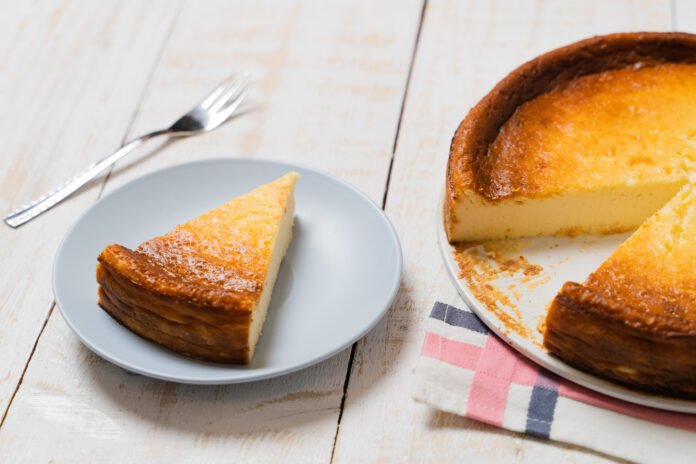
[[102, 0, 422, 201], [674, 0, 696, 30], [332, 1, 671, 463], [0, 0, 423, 462], [0, 0, 179, 420]]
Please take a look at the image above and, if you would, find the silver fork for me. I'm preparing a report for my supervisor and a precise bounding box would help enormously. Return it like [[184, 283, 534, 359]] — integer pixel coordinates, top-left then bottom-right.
[[4, 73, 251, 228]]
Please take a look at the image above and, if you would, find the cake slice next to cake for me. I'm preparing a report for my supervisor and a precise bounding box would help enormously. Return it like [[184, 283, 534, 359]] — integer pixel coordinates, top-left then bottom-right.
[[96, 172, 299, 364], [544, 184, 696, 396]]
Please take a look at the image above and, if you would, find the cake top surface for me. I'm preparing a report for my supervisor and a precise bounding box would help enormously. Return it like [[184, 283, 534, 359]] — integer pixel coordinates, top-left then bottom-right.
[[484, 64, 696, 198], [451, 63, 696, 201], [98, 172, 299, 312], [446, 32, 696, 204]]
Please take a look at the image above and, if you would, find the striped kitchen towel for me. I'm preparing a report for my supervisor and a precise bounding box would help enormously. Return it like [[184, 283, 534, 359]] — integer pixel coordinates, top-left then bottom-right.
[[412, 302, 696, 463]]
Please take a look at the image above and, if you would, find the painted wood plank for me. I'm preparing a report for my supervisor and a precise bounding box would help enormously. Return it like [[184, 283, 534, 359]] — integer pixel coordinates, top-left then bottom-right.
[[332, 1, 670, 463], [0, 0, 423, 462], [0, 0, 179, 420], [102, 0, 421, 201], [674, 0, 696, 30]]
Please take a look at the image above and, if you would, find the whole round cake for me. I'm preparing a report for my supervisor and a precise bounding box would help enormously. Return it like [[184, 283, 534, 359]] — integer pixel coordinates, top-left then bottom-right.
[[445, 32, 696, 397]]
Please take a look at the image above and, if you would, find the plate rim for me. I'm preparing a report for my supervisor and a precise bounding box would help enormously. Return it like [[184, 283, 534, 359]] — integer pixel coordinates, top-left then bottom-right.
[[53, 157, 403, 384], [436, 191, 696, 413]]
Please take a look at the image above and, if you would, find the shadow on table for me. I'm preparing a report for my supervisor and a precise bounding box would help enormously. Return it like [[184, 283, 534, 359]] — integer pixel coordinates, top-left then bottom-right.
[[87, 347, 351, 435], [85, 272, 413, 436]]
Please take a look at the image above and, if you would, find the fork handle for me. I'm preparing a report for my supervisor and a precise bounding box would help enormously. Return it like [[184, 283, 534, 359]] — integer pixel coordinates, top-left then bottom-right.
[[4, 129, 169, 228]]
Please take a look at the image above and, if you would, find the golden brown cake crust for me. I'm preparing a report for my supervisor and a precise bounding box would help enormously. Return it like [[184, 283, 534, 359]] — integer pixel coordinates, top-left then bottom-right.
[[99, 243, 261, 316], [445, 32, 696, 234], [586, 262, 696, 335], [545, 282, 696, 398], [97, 262, 251, 363], [97, 248, 255, 363]]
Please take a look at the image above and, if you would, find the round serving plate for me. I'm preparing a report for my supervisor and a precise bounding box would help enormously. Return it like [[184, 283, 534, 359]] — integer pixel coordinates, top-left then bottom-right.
[[53, 158, 402, 384], [437, 194, 696, 413]]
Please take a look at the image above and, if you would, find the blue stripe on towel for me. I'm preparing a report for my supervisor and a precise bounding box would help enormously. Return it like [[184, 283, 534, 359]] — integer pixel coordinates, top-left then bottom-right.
[[430, 302, 490, 335], [525, 373, 560, 439]]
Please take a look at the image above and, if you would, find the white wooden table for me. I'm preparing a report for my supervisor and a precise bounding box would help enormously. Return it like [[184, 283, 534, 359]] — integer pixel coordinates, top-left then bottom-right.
[[0, 1, 692, 461]]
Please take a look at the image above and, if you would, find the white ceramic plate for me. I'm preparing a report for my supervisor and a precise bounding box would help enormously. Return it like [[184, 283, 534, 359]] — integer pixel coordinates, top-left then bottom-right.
[[437, 195, 696, 413], [54, 158, 402, 384]]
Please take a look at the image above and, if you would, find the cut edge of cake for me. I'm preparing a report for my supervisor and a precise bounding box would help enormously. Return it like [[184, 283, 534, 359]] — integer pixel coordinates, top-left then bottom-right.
[[246, 187, 295, 359], [445, 32, 696, 243], [544, 184, 696, 396], [446, 179, 686, 242]]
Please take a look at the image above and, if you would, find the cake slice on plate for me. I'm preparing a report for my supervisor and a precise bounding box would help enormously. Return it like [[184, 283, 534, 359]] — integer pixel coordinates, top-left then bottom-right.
[[97, 172, 299, 364], [544, 184, 696, 396]]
